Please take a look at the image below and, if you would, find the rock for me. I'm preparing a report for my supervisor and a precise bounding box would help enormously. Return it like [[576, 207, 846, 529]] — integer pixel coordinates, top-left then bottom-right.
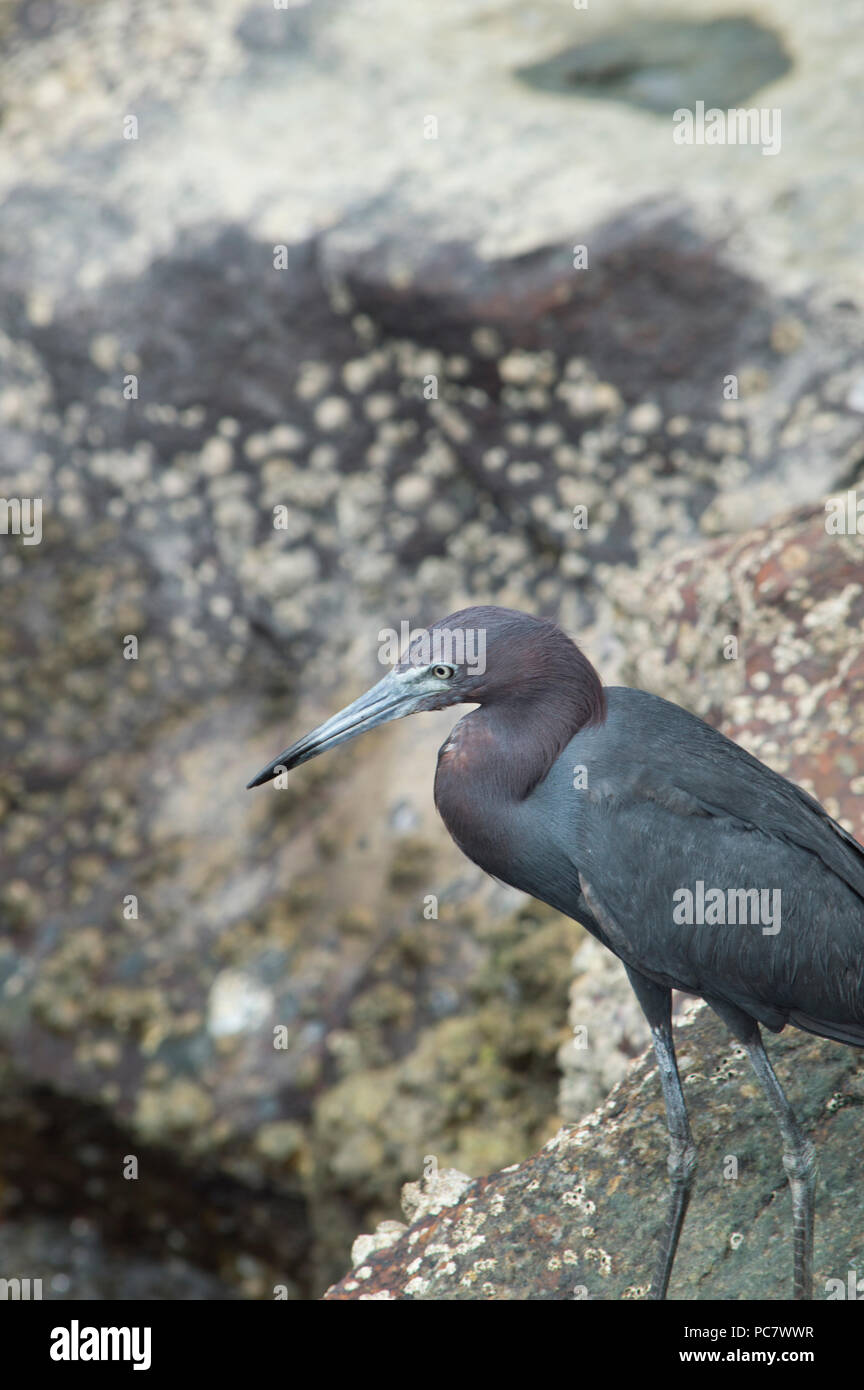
[[324, 1005, 864, 1300], [350, 1220, 407, 1270], [609, 497, 864, 841], [2, 0, 864, 1298], [0, 1215, 237, 1301], [401, 1167, 473, 1224], [207, 971, 275, 1040], [307, 910, 581, 1285], [515, 16, 791, 114], [558, 937, 652, 1122]]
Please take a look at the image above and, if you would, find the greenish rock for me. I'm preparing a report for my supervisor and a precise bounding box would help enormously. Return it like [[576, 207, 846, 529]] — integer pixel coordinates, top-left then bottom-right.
[[516, 18, 791, 115]]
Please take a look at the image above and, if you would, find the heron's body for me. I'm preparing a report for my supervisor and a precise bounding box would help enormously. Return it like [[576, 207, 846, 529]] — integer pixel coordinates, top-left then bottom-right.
[[436, 685, 864, 1049], [248, 604, 864, 1299]]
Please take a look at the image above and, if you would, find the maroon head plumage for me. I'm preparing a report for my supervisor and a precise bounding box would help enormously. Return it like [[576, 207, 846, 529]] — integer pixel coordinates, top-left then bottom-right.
[[246, 604, 605, 793], [419, 605, 605, 723]]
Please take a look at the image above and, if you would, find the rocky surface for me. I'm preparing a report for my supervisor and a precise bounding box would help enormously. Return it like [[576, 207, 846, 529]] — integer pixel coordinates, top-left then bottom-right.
[[325, 1004, 864, 1300], [611, 503, 864, 842], [1, 0, 863, 1297]]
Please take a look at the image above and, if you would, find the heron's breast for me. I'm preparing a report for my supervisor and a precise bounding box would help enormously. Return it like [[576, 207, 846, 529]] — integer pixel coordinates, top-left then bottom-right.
[[433, 722, 518, 871], [437, 720, 495, 773]]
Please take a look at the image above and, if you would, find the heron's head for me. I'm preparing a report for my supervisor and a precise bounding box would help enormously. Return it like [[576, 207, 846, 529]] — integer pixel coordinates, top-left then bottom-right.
[[246, 605, 604, 788]]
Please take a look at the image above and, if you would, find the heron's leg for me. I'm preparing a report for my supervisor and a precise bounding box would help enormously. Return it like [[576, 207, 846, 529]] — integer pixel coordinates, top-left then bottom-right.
[[707, 998, 815, 1302], [625, 968, 697, 1300], [742, 1031, 815, 1301]]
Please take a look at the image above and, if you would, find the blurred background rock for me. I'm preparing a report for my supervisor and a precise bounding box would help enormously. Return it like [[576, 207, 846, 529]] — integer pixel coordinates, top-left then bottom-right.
[[0, 0, 862, 1298]]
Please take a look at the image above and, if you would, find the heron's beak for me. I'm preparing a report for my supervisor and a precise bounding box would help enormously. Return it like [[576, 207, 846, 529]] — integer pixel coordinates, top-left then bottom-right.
[[246, 671, 424, 789]]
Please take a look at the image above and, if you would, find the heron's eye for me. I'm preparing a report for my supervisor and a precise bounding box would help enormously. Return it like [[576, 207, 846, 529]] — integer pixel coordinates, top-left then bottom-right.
[[432, 664, 455, 680]]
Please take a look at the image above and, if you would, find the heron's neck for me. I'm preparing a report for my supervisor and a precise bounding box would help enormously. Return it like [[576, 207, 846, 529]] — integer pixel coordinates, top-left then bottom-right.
[[433, 695, 591, 871]]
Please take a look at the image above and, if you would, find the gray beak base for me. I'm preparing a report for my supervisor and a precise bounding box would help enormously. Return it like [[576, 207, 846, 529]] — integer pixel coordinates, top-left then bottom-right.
[[246, 672, 419, 789]]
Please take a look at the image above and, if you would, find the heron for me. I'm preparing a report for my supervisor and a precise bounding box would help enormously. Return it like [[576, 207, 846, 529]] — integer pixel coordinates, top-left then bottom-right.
[[247, 604, 864, 1300]]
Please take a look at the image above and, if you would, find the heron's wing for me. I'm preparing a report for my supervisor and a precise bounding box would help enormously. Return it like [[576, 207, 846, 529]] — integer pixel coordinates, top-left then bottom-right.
[[566, 690, 864, 1043], [666, 738, 864, 901], [605, 688, 864, 901]]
